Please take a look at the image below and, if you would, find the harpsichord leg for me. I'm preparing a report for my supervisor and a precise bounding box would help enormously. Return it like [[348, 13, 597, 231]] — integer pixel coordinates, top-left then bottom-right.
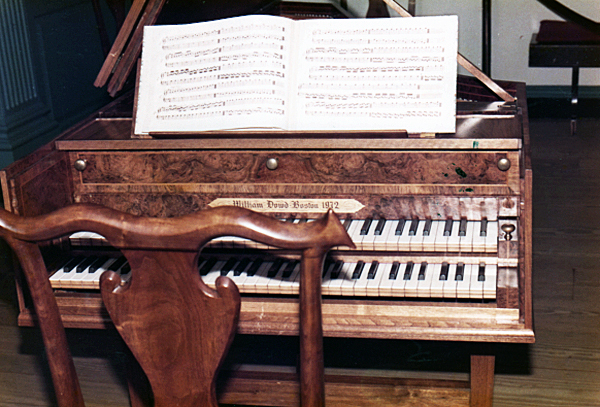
[[470, 353, 495, 407]]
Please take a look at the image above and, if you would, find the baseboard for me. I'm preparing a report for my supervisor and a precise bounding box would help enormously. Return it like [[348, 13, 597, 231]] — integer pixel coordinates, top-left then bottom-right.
[[526, 85, 600, 99]]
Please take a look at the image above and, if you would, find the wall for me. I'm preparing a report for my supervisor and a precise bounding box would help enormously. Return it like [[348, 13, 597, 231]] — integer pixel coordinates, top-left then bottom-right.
[[345, 0, 600, 95], [0, 0, 113, 169]]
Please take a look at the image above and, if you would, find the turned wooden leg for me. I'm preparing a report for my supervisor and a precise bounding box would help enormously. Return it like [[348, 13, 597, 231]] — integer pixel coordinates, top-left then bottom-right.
[[470, 354, 495, 407]]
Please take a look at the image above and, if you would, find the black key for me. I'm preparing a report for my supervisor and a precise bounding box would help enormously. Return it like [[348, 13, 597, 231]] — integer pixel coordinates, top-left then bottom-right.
[[459, 219, 468, 237], [389, 261, 400, 280], [282, 260, 298, 279], [330, 260, 344, 279], [408, 219, 419, 236], [220, 258, 238, 276], [234, 258, 250, 276], [198, 257, 217, 276], [403, 261, 414, 280], [120, 262, 131, 275], [395, 219, 406, 236], [360, 218, 373, 236], [286, 216, 296, 223], [108, 256, 128, 272], [246, 259, 263, 277], [352, 261, 365, 279], [343, 219, 353, 231], [418, 262, 427, 280], [76, 256, 97, 273], [267, 259, 284, 278], [455, 263, 465, 281], [298, 218, 308, 224], [439, 262, 449, 281], [374, 219, 386, 235], [444, 219, 454, 236], [367, 261, 379, 279], [88, 256, 109, 273], [61, 255, 86, 273], [478, 263, 486, 282], [480, 219, 488, 237], [323, 259, 333, 278], [423, 219, 432, 236]]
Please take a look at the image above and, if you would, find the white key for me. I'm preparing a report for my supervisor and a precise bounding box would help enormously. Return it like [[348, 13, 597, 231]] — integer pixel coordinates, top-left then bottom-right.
[[373, 220, 397, 251], [54, 256, 89, 288], [226, 258, 254, 289], [336, 262, 357, 296], [442, 263, 458, 299], [324, 261, 346, 296], [472, 220, 488, 252], [429, 263, 444, 297], [422, 220, 439, 251], [470, 263, 485, 299], [397, 220, 412, 251], [434, 220, 451, 251], [321, 261, 337, 296], [455, 263, 471, 298], [345, 221, 361, 248], [265, 260, 286, 294], [365, 261, 386, 297], [403, 262, 419, 297], [446, 221, 461, 252], [270, 260, 298, 295], [244, 260, 272, 294], [486, 221, 498, 253], [81, 257, 118, 289], [390, 262, 409, 297], [416, 262, 433, 298], [351, 261, 369, 296], [239, 259, 266, 294], [49, 257, 80, 288], [361, 219, 384, 251], [459, 220, 474, 252], [483, 264, 497, 299], [357, 219, 374, 244], [409, 220, 427, 252], [373, 262, 393, 297]]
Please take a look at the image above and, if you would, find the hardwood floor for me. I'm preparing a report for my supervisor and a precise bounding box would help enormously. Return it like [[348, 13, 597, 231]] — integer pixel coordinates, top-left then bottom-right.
[[1, 104, 599, 406]]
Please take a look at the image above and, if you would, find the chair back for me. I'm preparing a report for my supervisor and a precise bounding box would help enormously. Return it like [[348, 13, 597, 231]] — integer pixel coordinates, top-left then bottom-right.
[[0, 204, 353, 407]]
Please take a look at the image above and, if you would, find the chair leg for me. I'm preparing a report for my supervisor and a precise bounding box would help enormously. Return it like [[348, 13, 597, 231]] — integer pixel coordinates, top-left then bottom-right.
[[124, 350, 153, 407], [571, 66, 579, 135], [299, 255, 326, 407], [470, 353, 495, 407]]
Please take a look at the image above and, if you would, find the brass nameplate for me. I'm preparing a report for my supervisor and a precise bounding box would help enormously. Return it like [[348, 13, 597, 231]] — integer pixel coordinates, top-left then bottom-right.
[[208, 198, 364, 213]]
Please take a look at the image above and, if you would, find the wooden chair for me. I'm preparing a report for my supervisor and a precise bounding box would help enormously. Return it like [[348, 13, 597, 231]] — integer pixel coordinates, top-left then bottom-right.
[[0, 204, 353, 407]]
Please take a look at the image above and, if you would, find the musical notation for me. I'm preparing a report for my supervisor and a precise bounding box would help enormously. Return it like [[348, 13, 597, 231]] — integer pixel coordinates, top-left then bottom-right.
[[135, 14, 457, 134]]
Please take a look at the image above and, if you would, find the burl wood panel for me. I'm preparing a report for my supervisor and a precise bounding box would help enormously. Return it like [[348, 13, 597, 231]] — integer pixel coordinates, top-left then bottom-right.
[[2, 150, 73, 216], [75, 151, 514, 186]]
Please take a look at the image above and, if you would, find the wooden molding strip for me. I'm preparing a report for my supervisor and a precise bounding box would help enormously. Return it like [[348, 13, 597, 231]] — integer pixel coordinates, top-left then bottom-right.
[[94, 0, 148, 88]]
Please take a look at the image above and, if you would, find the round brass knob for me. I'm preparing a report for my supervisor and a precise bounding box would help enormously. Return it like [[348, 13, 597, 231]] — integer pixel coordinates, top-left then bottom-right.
[[501, 223, 515, 241], [266, 157, 279, 170], [497, 157, 511, 171], [74, 159, 87, 172]]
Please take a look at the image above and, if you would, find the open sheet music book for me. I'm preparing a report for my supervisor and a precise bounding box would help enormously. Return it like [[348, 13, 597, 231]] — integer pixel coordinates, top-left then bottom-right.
[[134, 14, 458, 136]]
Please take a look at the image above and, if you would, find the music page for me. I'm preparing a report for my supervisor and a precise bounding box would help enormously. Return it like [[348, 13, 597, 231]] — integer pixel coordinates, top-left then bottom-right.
[[289, 15, 458, 133], [135, 15, 293, 135]]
